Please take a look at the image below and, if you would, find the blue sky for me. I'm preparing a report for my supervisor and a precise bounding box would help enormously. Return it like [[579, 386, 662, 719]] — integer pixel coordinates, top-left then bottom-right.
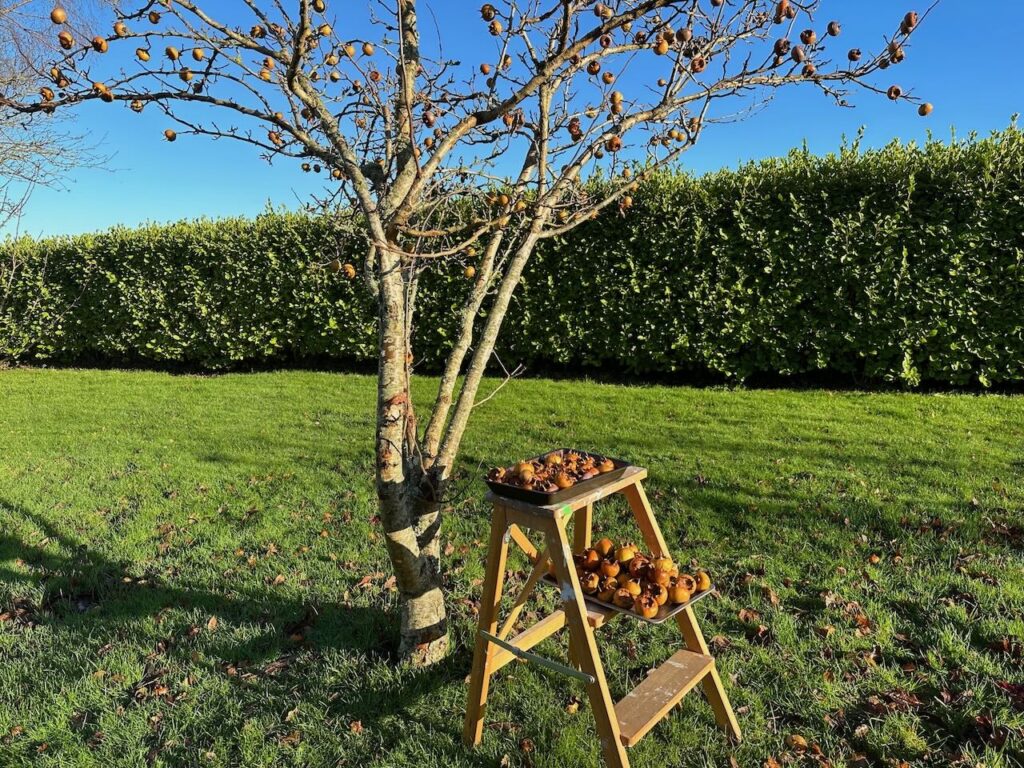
[[9, 0, 1022, 239]]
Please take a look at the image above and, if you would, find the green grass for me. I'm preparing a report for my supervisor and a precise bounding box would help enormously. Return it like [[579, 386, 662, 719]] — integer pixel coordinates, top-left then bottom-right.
[[1, 369, 1022, 768]]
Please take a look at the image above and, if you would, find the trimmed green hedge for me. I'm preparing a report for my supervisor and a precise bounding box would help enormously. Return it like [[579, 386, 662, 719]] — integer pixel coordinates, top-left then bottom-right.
[[3, 125, 1023, 385]]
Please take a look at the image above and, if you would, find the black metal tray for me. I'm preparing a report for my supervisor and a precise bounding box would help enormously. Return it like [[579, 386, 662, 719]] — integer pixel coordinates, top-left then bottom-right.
[[540, 573, 715, 625], [485, 448, 632, 505]]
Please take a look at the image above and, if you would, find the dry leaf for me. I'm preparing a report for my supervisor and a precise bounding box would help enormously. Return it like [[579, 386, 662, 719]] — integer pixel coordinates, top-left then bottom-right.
[[349, 720, 364, 734], [206, 616, 218, 632], [738, 608, 761, 623], [273, 574, 286, 586]]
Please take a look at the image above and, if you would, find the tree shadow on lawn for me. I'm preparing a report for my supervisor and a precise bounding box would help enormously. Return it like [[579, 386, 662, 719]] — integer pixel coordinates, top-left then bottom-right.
[[0, 497, 487, 758]]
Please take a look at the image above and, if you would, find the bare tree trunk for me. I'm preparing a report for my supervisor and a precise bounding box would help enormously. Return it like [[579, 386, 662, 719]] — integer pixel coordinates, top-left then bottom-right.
[[375, 240, 448, 663]]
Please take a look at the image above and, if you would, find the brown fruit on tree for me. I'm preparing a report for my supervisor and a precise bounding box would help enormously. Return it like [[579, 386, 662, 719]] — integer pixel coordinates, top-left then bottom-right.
[[848, 48, 862, 62], [800, 29, 816, 46], [488, 20, 502, 36], [164, 129, 177, 142], [114, 21, 128, 36], [605, 135, 622, 152], [148, 11, 161, 24], [903, 11, 919, 31], [39, 87, 55, 102], [480, 3, 496, 21], [57, 31, 74, 50], [166, 46, 179, 60], [791, 45, 806, 63], [192, 48, 205, 61], [136, 48, 150, 62], [887, 84, 902, 100], [342, 263, 357, 280], [690, 56, 706, 73], [362, 42, 375, 56], [653, 38, 669, 55], [50, 7, 67, 24], [130, 99, 144, 112], [918, 102, 933, 117], [827, 21, 841, 36]]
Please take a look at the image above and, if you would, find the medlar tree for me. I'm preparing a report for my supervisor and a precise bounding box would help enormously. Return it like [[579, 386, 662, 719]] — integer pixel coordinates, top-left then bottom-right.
[[2, 0, 935, 663]]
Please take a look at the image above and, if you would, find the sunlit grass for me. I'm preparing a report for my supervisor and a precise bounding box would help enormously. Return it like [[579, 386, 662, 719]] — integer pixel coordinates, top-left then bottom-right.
[[1, 369, 1022, 767]]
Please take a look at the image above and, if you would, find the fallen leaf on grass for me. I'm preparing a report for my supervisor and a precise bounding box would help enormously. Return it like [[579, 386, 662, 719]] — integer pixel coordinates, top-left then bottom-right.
[[349, 720, 364, 734], [996, 681, 1024, 711], [974, 714, 1009, 747], [988, 638, 1022, 658], [206, 616, 218, 632], [738, 608, 761, 623]]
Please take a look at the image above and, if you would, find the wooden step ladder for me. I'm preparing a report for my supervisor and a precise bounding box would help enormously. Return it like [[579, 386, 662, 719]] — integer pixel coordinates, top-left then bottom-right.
[[462, 465, 742, 767]]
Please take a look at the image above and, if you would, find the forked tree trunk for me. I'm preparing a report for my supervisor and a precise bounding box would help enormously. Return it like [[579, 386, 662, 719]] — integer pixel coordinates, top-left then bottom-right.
[[374, 239, 448, 663]]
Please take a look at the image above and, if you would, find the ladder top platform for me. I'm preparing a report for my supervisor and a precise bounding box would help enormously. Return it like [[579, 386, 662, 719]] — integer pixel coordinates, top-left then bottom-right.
[[485, 465, 648, 516]]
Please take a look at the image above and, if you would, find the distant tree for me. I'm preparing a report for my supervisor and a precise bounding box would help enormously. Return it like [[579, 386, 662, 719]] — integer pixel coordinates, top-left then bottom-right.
[[2, 0, 936, 662], [1, 0, 103, 362]]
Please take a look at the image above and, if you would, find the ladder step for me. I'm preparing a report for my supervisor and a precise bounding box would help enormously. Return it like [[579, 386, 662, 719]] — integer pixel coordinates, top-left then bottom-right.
[[615, 649, 714, 747]]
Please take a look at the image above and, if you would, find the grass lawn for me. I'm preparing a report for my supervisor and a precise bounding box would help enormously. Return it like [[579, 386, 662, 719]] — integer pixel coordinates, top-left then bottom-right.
[[1, 369, 1022, 768]]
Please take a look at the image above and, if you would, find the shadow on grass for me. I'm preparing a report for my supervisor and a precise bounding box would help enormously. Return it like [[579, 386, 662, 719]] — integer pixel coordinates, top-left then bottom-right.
[[0, 496, 495, 762]]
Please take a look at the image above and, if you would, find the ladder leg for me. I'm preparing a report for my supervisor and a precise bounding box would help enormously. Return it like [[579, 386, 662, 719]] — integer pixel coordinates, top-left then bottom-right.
[[625, 480, 743, 742], [573, 502, 593, 551], [544, 516, 630, 768], [463, 505, 511, 747], [676, 607, 743, 742], [568, 505, 591, 672]]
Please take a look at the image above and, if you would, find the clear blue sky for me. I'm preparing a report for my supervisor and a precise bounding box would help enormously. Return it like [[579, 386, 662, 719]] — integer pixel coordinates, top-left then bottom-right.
[[9, 1, 1022, 239]]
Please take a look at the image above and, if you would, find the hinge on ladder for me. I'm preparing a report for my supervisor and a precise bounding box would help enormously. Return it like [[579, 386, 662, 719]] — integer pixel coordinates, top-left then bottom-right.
[[480, 630, 595, 684]]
